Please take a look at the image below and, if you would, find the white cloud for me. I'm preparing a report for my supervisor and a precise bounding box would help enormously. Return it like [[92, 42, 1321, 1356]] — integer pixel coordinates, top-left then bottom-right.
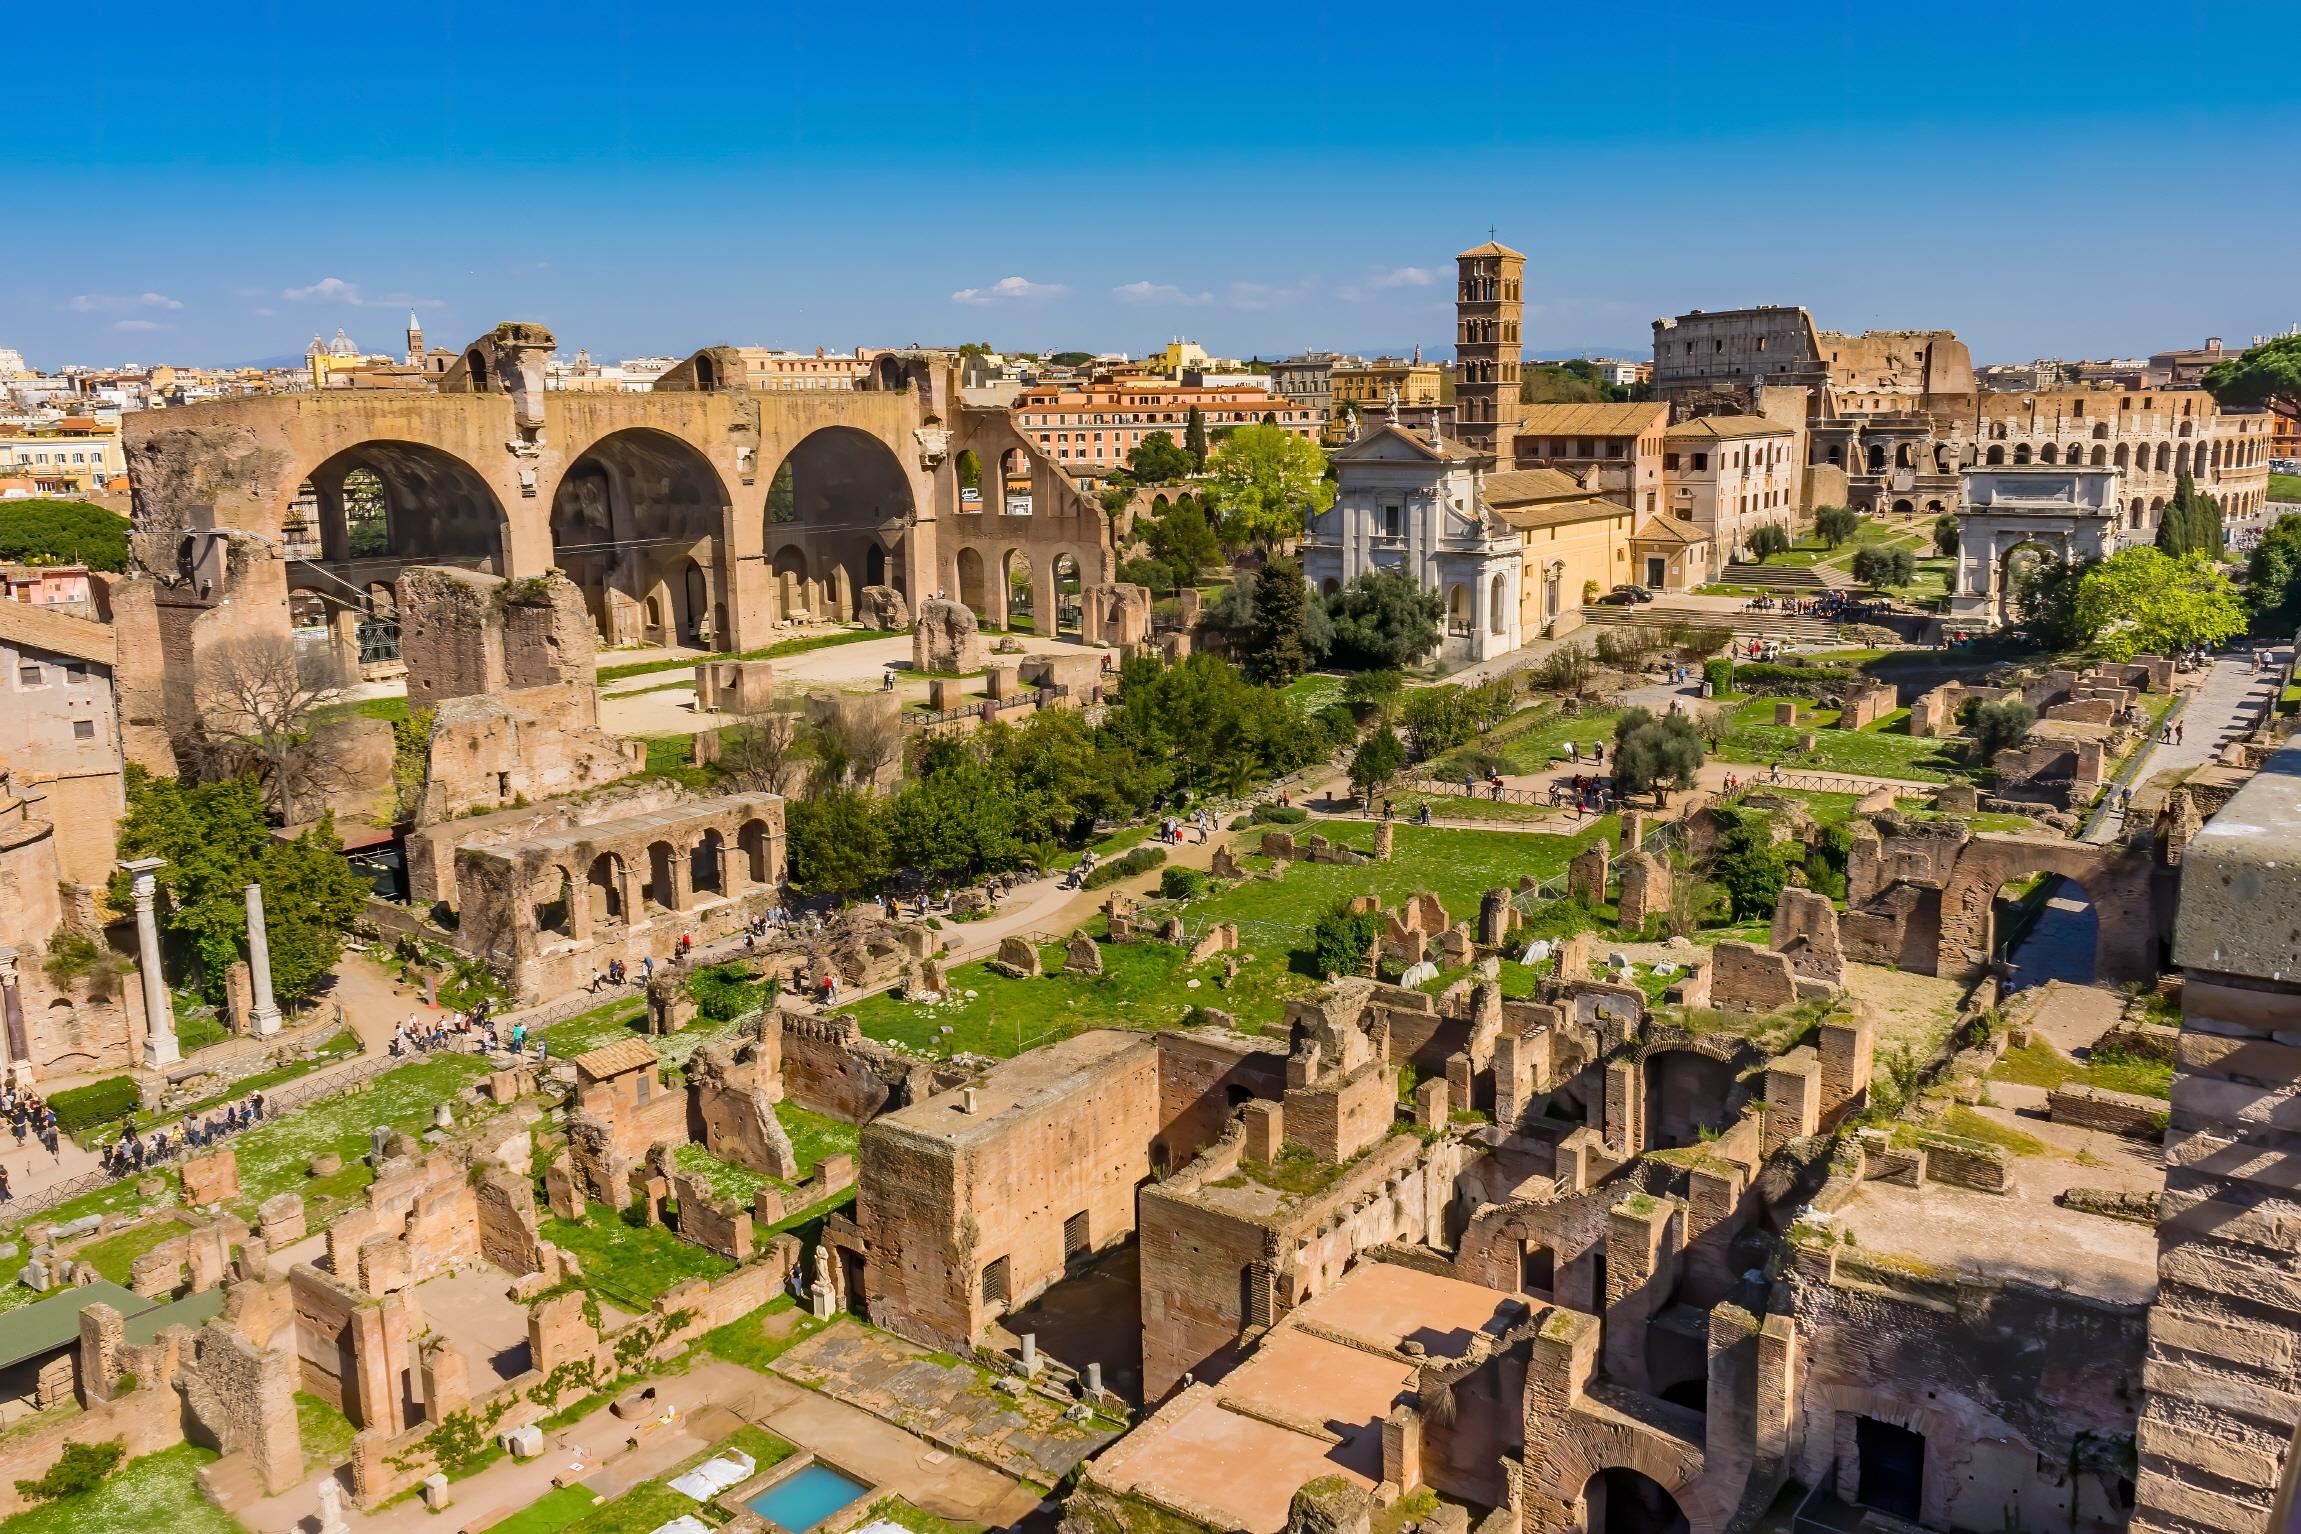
[[67, 292, 183, 314], [1222, 279, 1317, 313], [951, 276, 1068, 306], [112, 319, 168, 333], [1373, 266, 1435, 288], [284, 277, 443, 308], [1113, 280, 1212, 307]]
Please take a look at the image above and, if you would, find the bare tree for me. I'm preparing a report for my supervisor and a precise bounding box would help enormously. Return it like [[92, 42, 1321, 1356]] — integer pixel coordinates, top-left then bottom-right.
[[181, 633, 349, 817], [811, 704, 904, 792], [717, 708, 806, 796]]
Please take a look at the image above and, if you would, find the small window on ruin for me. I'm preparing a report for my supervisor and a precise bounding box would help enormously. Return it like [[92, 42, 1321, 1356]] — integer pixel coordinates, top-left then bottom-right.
[[1521, 1244, 1554, 1295], [497, 771, 511, 800], [1064, 1211, 1090, 1260], [981, 1256, 1010, 1307], [73, 719, 94, 740]]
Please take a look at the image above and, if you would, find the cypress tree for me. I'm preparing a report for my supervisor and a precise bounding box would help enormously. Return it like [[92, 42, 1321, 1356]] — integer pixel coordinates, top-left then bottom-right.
[[1185, 406, 1209, 469]]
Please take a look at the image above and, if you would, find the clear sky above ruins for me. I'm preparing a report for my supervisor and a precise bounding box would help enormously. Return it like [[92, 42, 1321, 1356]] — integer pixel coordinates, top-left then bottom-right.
[[12, 0, 2296, 369]]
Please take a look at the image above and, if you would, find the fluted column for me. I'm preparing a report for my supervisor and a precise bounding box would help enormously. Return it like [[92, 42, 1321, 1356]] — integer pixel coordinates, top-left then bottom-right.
[[245, 883, 282, 1036], [122, 858, 178, 1066]]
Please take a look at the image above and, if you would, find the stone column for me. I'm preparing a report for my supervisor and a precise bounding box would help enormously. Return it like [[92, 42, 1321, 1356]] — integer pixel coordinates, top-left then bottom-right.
[[122, 858, 178, 1065], [0, 946, 24, 1085], [244, 883, 283, 1036]]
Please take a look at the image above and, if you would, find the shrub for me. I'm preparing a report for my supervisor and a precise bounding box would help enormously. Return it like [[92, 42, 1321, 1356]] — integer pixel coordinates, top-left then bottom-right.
[[1702, 658, 1736, 697], [1342, 669, 1404, 717], [1083, 846, 1166, 890], [1666, 622, 1733, 657], [1247, 802, 1308, 826], [1850, 546, 1915, 589], [1933, 513, 1960, 557], [1715, 823, 1787, 920], [1595, 626, 1666, 666], [1305, 900, 1381, 979], [1159, 867, 1211, 900], [1349, 724, 1405, 797], [682, 961, 777, 1021], [49, 1075, 140, 1134], [1531, 641, 1594, 694], [1970, 698, 2037, 763], [1727, 661, 1859, 703], [1115, 555, 1178, 595], [15, 1439, 125, 1502]]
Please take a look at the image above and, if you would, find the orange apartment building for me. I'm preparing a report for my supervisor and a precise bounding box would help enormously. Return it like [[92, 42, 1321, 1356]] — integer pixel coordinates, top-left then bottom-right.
[[1508, 402, 1670, 518], [1013, 381, 1321, 468]]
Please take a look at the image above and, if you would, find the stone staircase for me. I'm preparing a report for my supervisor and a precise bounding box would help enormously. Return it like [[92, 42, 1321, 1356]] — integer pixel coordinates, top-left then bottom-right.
[[1719, 559, 1856, 593], [1577, 600, 1849, 648]]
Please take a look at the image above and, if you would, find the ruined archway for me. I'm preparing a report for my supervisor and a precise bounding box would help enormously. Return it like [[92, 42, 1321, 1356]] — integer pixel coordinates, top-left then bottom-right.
[[739, 819, 776, 885], [587, 852, 626, 926], [1584, 1469, 1689, 1534], [762, 426, 916, 623], [955, 547, 988, 617], [1642, 1049, 1737, 1150], [299, 440, 508, 572], [1936, 834, 2156, 984], [692, 829, 725, 899], [1052, 552, 1083, 638], [549, 428, 730, 648], [1005, 548, 1037, 633], [535, 867, 574, 939]]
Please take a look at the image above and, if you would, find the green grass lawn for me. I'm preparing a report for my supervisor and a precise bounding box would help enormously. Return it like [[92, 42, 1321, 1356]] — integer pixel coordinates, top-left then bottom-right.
[[0, 1444, 244, 1534], [2270, 472, 2301, 503], [224, 1052, 497, 1223], [699, 1295, 837, 1374], [1990, 1038, 2174, 1099], [69, 1217, 190, 1287], [539, 1201, 735, 1313], [1432, 706, 1625, 777], [296, 1391, 357, 1468], [845, 820, 1615, 1054], [1714, 696, 1972, 782], [671, 1103, 857, 1207], [474, 1485, 602, 1534]]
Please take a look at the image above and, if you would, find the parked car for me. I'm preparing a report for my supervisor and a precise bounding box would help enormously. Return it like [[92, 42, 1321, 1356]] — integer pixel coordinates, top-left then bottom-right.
[[1609, 584, 1656, 604]]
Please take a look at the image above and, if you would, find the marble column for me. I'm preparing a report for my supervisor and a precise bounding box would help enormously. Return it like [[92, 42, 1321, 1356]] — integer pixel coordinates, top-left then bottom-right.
[[244, 883, 282, 1036], [121, 857, 178, 1066], [0, 946, 24, 1084]]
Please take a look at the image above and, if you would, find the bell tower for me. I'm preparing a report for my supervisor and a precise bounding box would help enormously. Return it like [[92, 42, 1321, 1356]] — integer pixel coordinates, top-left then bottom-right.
[[405, 309, 424, 368], [1455, 238, 1525, 455]]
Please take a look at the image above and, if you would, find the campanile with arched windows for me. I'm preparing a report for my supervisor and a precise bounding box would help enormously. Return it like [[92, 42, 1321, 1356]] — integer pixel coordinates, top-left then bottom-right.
[[1455, 237, 1525, 454]]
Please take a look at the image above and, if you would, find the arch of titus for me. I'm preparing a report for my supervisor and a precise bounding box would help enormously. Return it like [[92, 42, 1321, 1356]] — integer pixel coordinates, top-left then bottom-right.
[[115, 326, 1114, 767], [1946, 465, 2123, 627]]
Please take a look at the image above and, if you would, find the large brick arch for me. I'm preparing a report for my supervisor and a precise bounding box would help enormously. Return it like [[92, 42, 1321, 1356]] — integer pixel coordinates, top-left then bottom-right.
[[1935, 833, 2156, 983]]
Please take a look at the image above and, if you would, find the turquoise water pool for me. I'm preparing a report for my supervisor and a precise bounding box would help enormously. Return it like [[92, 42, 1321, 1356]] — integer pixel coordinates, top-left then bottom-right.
[[746, 1463, 869, 1531]]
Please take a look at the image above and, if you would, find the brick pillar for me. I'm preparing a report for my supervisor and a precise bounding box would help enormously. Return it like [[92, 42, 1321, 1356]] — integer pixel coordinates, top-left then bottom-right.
[[1604, 1058, 1642, 1155], [1521, 1309, 1601, 1534], [1383, 1402, 1423, 1492], [1755, 1313, 1800, 1469], [1762, 1048, 1822, 1155], [1818, 1015, 1874, 1123], [1704, 1303, 1760, 1484], [1683, 1159, 1749, 1301], [1602, 1195, 1679, 1394]]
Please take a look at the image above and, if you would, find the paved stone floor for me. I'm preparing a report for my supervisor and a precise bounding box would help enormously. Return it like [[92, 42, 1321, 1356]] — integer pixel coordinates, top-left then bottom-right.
[[997, 1243, 1145, 1405], [773, 1318, 1120, 1484]]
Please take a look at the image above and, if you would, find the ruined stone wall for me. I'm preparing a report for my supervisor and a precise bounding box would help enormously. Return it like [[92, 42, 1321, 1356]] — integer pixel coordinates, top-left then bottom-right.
[[774, 1009, 927, 1124], [1152, 1029, 1287, 1171], [857, 1034, 1162, 1350], [0, 1368, 184, 1518], [1785, 1242, 2144, 1532], [179, 1318, 302, 1495]]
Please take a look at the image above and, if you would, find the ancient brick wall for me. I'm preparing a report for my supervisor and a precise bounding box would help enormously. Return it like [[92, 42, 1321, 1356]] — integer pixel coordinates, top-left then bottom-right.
[[1152, 1030, 1286, 1171], [2047, 1084, 2167, 1138], [179, 1319, 302, 1494], [774, 1010, 926, 1124], [1786, 1243, 2145, 1532]]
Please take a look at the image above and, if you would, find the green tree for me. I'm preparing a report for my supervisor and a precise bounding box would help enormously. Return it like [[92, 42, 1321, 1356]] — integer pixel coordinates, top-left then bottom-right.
[[784, 785, 892, 901], [1399, 686, 1479, 759], [2203, 333, 2301, 419], [1144, 497, 1221, 579], [1714, 822, 1786, 921], [1342, 668, 1404, 718], [14, 1439, 124, 1502], [1812, 505, 1861, 549], [1611, 707, 1705, 795], [1323, 570, 1443, 670], [0, 498, 131, 571], [1933, 514, 1961, 558], [110, 767, 367, 1008], [2075, 547, 2247, 660], [1305, 900, 1379, 979], [1206, 423, 1332, 550], [1116, 555, 1178, 595], [2011, 552, 2092, 649], [1850, 546, 1915, 590], [1349, 724, 1405, 799], [1184, 405, 1209, 468], [2155, 471, 2224, 559], [886, 740, 1020, 884], [1967, 698, 2037, 763], [1244, 554, 1310, 684], [1127, 430, 1195, 484], [2247, 513, 2301, 629], [1746, 523, 1791, 561]]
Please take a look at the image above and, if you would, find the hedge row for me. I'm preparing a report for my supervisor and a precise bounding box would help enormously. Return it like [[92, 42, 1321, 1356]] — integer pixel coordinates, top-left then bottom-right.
[[50, 1075, 140, 1133], [1083, 845, 1168, 890]]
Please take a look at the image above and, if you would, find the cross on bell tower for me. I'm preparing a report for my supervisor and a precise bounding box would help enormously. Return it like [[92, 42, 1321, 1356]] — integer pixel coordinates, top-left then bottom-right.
[[1454, 236, 1525, 457]]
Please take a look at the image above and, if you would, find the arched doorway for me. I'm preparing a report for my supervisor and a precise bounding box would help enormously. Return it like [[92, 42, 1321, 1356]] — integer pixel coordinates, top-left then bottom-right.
[[1490, 573, 1510, 630], [772, 546, 811, 620], [955, 450, 984, 513], [549, 428, 730, 648], [1997, 539, 2061, 625], [1052, 553, 1083, 638], [1583, 1469, 1688, 1534], [587, 853, 626, 926], [1000, 449, 1033, 515], [955, 548, 988, 617], [535, 868, 574, 939], [739, 819, 776, 885], [762, 427, 917, 623], [1446, 583, 1470, 638], [691, 830, 725, 899], [645, 841, 678, 912]]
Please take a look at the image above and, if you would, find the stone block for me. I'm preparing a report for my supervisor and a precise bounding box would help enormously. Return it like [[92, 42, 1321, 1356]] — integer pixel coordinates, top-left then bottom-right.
[[309, 1152, 342, 1178], [181, 1147, 239, 1207], [1774, 701, 1798, 726], [1568, 842, 1609, 906], [259, 1193, 307, 1246], [1710, 941, 1800, 1012], [989, 936, 1042, 979], [1062, 931, 1103, 975], [914, 598, 984, 674]]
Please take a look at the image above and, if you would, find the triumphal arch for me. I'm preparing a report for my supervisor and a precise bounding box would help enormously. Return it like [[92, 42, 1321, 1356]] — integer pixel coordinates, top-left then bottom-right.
[[1946, 465, 2123, 627]]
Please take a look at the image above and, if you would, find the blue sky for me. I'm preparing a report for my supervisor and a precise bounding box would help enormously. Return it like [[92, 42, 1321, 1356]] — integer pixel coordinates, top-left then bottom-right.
[[12, 0, 2297, 370]]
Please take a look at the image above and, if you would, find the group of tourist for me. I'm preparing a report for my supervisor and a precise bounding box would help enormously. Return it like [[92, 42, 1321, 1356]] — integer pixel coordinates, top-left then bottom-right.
[[1156, 809, 1214, 844], [390, 1002, 545, 1061], [1549, 774, 1615, 818], [3, 1091, 61, 1167], [94, 1090, 270, 1180]]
